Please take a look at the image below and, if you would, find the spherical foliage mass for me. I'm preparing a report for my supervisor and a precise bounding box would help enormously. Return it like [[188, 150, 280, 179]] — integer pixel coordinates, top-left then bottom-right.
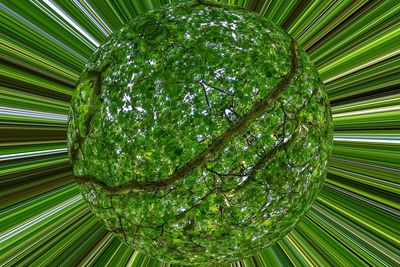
[[68, 1, 333, 265]]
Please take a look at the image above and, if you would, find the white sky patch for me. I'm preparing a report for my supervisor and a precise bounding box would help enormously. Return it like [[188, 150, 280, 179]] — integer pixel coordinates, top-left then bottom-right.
[[123, 93, 131, 103], [43, 0, 100, 47], [231, 32, 237, 41], [123, 104, 133, 112], [135, 107, 146, 113], [184, 31, 191, 39]]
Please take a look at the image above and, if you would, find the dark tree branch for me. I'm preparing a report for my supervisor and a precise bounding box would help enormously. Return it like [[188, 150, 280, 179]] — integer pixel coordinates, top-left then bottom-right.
[[206, 167, 246, 178], [199, 80, 212, 110], [173, 188, 218, 223], [198, 79, 232, 96], [223, 81, 320, 195], [69, 63, 110, 162], [74, 39, 298, 194], [226, 130, 299, 195]]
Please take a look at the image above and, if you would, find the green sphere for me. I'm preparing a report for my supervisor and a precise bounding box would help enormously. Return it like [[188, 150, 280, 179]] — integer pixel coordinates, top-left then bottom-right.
[[68, 1, 332, 265]]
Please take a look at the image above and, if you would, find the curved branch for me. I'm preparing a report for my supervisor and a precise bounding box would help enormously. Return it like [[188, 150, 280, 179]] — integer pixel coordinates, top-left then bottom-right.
[[74, 38, 298, 194], [173, 188, 217, 223], [69, 63, 110, 162], [223, 82, 320, 194], [225, 130, 299, 195]]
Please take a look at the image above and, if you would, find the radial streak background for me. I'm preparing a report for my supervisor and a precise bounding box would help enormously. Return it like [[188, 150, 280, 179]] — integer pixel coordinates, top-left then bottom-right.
[[0, 0, 399, 266]]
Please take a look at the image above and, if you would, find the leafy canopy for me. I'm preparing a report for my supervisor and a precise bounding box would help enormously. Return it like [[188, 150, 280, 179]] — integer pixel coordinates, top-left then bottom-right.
[[68, 1, 332, 265]]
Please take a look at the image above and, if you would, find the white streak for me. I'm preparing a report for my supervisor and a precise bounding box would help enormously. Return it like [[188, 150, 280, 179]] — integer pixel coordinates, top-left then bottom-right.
[[72, 0, 111, 36], [0, 195, 82, 243], [0, 148, 67, 161], [0, 107, 67, 121], [333, 105, 400, 118], [333, 136, 400, 144], [43, 0, 100, 47]]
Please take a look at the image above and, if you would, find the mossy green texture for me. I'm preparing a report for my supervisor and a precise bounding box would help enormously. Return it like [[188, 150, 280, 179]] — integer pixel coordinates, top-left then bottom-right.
[[68, 1, 333, 265]]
